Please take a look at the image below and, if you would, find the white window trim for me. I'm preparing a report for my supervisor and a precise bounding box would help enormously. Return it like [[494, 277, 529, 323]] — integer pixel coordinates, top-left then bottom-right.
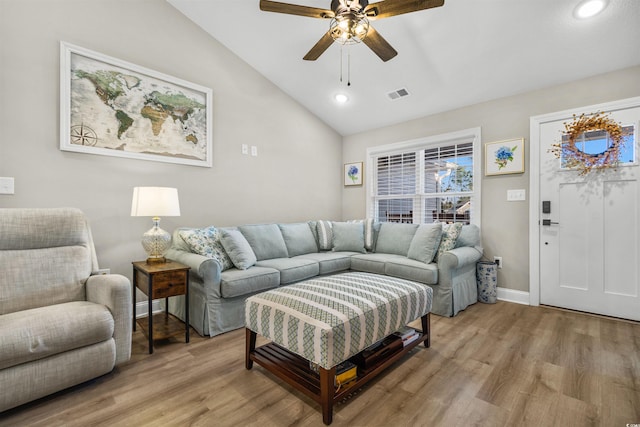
[[365, 127, 482, 228]]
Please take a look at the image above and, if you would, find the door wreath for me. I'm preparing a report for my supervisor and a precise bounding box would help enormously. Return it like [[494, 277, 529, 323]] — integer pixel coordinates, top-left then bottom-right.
[[549, 111, 629, 176]]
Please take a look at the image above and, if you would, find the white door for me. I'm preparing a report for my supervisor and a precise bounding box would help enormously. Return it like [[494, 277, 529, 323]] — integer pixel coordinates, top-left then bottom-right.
[[537, 102, 640, 321]]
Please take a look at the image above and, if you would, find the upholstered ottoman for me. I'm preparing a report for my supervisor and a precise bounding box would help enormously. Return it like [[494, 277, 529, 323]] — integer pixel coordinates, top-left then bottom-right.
[[245, 272, 433, 425]]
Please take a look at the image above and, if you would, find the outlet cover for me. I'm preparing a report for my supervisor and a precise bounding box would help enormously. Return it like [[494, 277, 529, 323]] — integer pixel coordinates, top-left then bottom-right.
[[0, 177, 15, 195]]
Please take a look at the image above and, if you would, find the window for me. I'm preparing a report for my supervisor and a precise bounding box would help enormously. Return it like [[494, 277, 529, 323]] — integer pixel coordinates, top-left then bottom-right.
[[367, 128, 481, 226], [560, 125, 636, 168]]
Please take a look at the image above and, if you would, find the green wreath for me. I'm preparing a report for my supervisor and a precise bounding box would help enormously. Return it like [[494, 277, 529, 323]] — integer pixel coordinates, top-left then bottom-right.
[[550, 111, 629, 176]]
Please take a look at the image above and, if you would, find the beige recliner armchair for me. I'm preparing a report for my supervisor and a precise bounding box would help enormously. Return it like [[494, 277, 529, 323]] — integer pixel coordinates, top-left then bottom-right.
[[0, 208, 132, 412]]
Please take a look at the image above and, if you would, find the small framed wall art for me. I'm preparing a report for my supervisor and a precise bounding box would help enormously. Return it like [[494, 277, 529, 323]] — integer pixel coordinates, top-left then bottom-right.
[[344, 162, 363, 186], [485, 138, 525, 176]]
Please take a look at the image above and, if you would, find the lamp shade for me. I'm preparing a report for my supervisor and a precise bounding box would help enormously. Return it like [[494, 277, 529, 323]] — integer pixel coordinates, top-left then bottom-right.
[[131, 187, 181, 217]]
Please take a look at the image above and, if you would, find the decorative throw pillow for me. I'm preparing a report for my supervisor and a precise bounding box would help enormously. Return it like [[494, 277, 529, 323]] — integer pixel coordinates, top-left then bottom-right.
[[179, 226, 234, 271], [278, 223, 318, 257], [237, 224, 289, 261], [331, 221, 366, 253], [455, 224, 479, 248], [316, 220, 333, 250], [407, 222, 443, 263], [375, 222, 419, 256], [220, 229, 257, 270], [347, 218, 377, 251], [435, 222, 464, 261]]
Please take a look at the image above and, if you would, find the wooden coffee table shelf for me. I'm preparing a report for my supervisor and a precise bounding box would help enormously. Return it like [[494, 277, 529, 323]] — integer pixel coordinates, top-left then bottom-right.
[[246, 313, 430, 425]]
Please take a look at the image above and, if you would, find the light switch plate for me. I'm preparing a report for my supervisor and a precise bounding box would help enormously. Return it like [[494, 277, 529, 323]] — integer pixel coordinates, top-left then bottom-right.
[[507, 189, 526, 201], [0, 177, 15, 195], [251, 146, 258, 156]]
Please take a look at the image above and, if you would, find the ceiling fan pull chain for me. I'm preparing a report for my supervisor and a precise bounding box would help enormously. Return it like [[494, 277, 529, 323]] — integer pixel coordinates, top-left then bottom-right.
[[340, 45, 343, 83], [347, 48, 351, 86]]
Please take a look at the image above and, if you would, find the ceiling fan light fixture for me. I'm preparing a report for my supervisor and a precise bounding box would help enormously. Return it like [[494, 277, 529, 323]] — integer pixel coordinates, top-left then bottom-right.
[[330, 14, 369, 44], [259, 0, 444, 62]]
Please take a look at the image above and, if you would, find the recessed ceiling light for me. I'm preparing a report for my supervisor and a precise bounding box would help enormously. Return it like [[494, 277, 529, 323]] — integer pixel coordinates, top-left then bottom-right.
[[334, 93, 349, 104], [574, 0, 608, 19]]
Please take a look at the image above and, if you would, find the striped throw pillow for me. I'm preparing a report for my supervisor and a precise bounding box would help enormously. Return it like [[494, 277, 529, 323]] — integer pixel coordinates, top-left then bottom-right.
[[316, 220, 333, 250]]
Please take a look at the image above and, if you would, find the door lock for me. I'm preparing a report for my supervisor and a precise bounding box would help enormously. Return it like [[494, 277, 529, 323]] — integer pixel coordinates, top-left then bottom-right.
[[542, 219, 559, 226]]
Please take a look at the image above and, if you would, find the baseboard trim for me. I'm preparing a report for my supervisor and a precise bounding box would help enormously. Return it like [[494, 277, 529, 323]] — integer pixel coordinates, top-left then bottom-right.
[[135, 300, 163, 319], [137, 290, 531, 315], [497, 287, 530, 305]]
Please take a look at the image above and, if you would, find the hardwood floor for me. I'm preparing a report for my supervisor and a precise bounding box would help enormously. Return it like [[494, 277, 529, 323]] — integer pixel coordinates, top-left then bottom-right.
[[1, 301, 639, 426]]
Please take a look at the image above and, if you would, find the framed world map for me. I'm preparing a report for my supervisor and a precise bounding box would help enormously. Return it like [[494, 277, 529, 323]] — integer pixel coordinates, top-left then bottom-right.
[[60, 42, 213, 167]]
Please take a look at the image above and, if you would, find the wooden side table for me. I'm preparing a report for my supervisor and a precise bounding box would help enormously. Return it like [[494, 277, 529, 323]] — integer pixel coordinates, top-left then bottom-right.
[[132, 260, 190, 354]]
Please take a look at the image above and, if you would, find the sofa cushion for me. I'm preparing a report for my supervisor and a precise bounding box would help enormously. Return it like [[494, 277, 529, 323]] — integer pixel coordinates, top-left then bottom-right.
[[0, 301, 114, 370], [350, 253, 407, 275], [407, 223, 443, 264], [179, 226, 234, 271], [456, 224, 481, 248], [331, 221, 366, 253], [256, 258, 320, 285], [220, 229, 257, 270], [220, 267, 280, 298], [308, 220, 319, 245], [238, 224, 289, 261], [294, 252, 354, 275], [384, 258, 438, 285], [435, 222, 464, 260], [278, 223, 318, 257], [374, 222, 419, 256], [347, 218, 377, 251], [316, 220, 333, 250]]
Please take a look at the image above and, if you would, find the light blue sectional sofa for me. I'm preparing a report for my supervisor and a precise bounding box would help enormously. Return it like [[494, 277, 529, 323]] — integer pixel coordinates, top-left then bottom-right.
[[165, 220, 483, 337]]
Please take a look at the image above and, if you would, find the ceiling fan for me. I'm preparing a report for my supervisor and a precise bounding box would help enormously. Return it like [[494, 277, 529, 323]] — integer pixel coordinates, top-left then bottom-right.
[[259, 0, 445, 62]]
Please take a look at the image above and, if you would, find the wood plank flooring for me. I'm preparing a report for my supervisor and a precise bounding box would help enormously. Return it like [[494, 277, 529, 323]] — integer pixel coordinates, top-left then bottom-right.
[[1, 301, 639, 427]]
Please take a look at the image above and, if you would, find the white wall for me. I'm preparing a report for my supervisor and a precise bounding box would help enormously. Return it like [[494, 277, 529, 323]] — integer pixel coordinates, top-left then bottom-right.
[[343, 65, 640, 293], [0, 0, 343, 285]]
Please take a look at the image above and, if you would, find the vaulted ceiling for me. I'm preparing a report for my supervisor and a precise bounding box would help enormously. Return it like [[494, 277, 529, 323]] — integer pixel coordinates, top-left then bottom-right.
[[169, 0, 640, 136]]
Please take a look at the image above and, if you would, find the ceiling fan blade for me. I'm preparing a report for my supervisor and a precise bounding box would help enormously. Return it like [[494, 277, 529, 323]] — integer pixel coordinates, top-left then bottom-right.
[[364, 0, 444, 19], [260, 0, 334, 19], [362, 26, 398, 62], [303, 30, 335, 61]]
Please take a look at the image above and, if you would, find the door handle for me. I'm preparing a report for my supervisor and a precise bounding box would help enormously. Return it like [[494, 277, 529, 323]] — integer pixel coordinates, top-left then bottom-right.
[[542, 219, 559, 226]]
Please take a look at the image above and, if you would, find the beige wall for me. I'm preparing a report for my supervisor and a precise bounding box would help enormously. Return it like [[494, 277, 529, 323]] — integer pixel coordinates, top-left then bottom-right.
[[0, 0, 343, 283], [343, 66, 640, 293]]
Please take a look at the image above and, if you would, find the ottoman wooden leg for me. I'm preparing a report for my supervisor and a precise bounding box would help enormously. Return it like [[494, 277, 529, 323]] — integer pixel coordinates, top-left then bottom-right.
[[421, 313, 431, 348], [245, 328, 256, 370], [319, 366, 336, 425]]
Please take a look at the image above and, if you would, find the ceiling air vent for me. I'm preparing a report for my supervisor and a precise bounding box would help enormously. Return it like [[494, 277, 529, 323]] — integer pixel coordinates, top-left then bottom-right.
[[387, 88, 410, 100]]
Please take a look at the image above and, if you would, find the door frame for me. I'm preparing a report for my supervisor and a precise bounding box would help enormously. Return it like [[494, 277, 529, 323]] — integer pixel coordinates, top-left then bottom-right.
[[528, 96, 640, 307]]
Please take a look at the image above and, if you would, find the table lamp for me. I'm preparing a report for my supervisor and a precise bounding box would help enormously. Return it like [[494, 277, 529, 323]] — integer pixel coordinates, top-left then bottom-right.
[[131, 187, 181, 264]]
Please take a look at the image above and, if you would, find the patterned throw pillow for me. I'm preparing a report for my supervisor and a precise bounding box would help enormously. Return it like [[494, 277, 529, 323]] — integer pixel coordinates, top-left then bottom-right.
[[434, 222, 464, 261], [179, 226, 234, 271], [316, 220, 333, 250]]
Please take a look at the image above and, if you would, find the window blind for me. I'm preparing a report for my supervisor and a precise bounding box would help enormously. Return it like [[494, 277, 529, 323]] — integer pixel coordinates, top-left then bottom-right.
[[371, 140, 475, 225]]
